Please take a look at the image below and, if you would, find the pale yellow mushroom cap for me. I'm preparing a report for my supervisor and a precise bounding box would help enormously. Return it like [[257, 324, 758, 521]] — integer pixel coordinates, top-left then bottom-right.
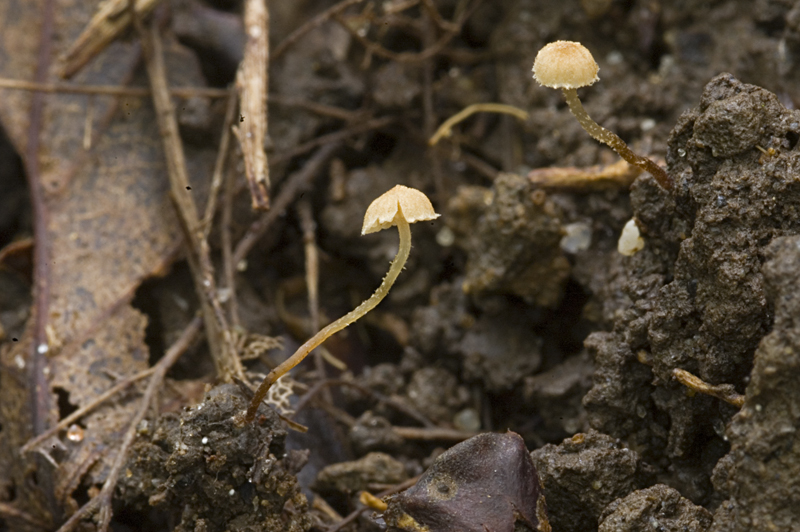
[[361, 185, 440, 235], [532, 40, 599, 89]]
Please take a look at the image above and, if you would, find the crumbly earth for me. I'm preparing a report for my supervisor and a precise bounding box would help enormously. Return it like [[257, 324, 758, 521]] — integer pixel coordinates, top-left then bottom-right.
[[584, 73, 800, 508], [530, 430, 655, 532], [709, 236, 800, 531], [118, 384, 312, 532], [599, 484, 712, 532]]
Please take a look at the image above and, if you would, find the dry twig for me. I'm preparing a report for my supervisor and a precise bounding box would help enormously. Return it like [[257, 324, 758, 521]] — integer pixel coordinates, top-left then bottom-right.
[[138, 19, 242, 381], [420, 11, 447, 205], [392, 426, 478, 441], [202, 91, 239, 238], [272, 0, 365, 60], [0, 502, 50, 531], [21, 366, 157, 454], [429, 103, 529, 146], [0, 76, 229, 97], [527, 159, 643, 190], [420, 0, 460, 32], [234, 0, 271, 210], [221, 160, 241, 328], [27, 0, 57, 437], [58, 0, 161, 79], [293, 378, 435, 428], [673, 368, 745, 408], [270, 94, 362, 121], [0, 78, 368, 121], [333, 0, 483, 64], [233, 142, 341, 266], [297, 200, 333, 402], [270, 115, 394, 166]]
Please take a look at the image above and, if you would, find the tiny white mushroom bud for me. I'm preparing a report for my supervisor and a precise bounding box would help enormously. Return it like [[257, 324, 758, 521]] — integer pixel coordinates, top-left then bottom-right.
[[618, 218, 644, 256], [245, 185, 440, 423]]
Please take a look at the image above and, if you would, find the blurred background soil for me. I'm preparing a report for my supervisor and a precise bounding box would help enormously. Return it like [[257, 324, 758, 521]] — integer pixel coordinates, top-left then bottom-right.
[[2, 0, 800, 531]]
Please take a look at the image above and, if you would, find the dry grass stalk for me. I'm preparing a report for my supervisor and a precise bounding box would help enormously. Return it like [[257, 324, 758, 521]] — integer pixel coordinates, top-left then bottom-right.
[[428, 102, 529, 146], [138, 21, 243, 382], [673, 368, 745, 408], [58, 0, 162, 79], [234, 0, 271, 210], [527, 159, 642, 190]]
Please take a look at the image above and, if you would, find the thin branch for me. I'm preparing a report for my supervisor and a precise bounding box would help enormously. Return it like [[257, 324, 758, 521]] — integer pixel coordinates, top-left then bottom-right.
[[137, 19, 242, 381], [270, 115, 394, 166], [334, 11, 456, 64], [272, 0, 365, 60], [202, 90, 238, 238], [672, 368, 745, 408], [382, 0, 420, 15], [406, 123, 500, 180], [0, 502, 50, 531], [58, 0, 161, 79], [221, 163, 241, 328], [428, 103, 529, 146], [297, 200, 321, 335], [293, 378, 435, 428], [233, 142, 341, 266], [392, 426, 477, 441], [234, 0, 271, 210], [420, 0, 460, 32], [421, 11, 446, 205], [297, 199, 331, 403], [0, 78, 366, 120], [333, 0, 483, 64], [20, 366, 157, 454], [270, 94, 362, 122], [527, 160, 643, 190], [0, 77, 229, 97], [55, 317, 202, 532]]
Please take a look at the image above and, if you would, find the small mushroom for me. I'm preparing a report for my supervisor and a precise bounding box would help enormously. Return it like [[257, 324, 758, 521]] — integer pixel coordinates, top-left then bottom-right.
[[617, 218, 644, 256], [533, 41, 672, 190], [245, 185, 439, 422]]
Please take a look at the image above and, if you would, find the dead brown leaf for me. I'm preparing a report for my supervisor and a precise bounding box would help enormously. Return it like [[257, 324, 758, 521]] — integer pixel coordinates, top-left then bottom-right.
[[0, 1, 215, 528]]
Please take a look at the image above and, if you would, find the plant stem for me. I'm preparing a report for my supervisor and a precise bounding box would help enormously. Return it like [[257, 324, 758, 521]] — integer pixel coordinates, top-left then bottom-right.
[[245, 217, 412, 422], [562, 87, 672, 191]]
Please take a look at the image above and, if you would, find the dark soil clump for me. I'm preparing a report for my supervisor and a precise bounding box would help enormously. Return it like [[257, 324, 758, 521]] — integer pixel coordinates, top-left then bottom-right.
[[585, 73, 800, 505], [119, 384, 312, 532]]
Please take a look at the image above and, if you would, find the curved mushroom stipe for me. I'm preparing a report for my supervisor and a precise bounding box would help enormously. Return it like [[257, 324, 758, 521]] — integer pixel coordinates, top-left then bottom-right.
[[245, 186, 438, 423], [561, 87, 672, 190], [533, 40, 672, 191]]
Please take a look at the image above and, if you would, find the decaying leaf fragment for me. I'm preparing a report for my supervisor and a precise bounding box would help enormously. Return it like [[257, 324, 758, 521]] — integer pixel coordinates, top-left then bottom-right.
[[384, 431, 551, 532]]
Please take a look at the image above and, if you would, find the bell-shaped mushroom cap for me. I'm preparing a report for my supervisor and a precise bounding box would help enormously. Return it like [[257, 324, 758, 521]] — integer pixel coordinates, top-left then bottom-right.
[[532, 40, 599, 89], [362, 185, 440, 235]]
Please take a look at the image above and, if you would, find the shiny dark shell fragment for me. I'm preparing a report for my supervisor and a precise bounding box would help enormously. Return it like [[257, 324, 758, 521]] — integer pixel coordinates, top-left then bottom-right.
[[384, 431, 550, 532]]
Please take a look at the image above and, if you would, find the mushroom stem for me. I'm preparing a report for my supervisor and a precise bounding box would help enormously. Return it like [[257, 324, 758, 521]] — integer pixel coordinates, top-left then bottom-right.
[[561, 87, 673, 190], [245, 218, 412, 422]]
